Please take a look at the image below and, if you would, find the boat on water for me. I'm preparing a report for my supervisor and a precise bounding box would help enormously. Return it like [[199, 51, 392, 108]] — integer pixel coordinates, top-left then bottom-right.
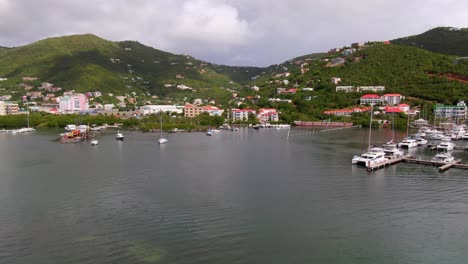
[[352, 105, 387, 166], [12, 103, 35, 134], [115, 130, 124, 141], [415, 137, 428, 146], [157, 112, 168, 144], [436, 139, 455, 151], [90, 139, 99, 146], [65, 124, 88, 133], [398, 138, 418, 148], [60, 130, 86, 144], [383, 141, 405, 159], [450, 125, 466, 140], [12, 127, 36, 134], [64, 124, 77, 131], [352, 147, 388, 166], [431, 152, 455, 164], [206, 130, 213, 136]]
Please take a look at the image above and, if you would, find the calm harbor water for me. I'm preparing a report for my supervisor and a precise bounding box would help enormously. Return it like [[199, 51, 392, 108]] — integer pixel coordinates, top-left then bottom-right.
[[1, 127, 468, 264]]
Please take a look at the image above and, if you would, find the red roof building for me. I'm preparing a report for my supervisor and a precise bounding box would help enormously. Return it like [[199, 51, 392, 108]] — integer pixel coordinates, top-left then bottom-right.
[[360, 94, 383, 105]]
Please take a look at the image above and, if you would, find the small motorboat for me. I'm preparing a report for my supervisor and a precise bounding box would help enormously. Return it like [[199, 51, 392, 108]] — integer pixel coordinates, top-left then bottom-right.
[[90, 139, 99, 146], [115, 130, 124, 141]]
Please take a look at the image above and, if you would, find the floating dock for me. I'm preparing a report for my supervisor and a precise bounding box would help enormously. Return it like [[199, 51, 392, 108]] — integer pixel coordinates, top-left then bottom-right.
[[366, 155, 411, 171], [365, 156, 468, 172]]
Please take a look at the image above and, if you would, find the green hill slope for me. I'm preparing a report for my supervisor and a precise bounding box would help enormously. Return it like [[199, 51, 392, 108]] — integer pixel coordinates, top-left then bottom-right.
[[249, 43, 468, 122], [0, 34, 267, 98], [392, 27, 468, 57]]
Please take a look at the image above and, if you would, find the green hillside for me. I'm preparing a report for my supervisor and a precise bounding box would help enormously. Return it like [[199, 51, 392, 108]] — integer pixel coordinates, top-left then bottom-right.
[[392, 27, 468, 57], [0, 34, 268, 99], [242, 43, 468, 123]]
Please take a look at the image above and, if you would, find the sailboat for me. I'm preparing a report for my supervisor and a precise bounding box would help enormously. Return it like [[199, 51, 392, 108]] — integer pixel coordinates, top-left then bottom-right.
[[384, 113, 405, 158], [158, 111, 168, 144], [13, 101, 36, 134], [352, 104, 387, 166]]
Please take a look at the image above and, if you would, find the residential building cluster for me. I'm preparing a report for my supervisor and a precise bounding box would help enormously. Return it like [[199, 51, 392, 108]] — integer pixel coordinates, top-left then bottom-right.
[[230, 108, 279, 123]]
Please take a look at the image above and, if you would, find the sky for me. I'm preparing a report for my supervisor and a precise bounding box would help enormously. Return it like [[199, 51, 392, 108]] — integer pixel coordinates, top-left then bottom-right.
[[1, 0, 467, 67]]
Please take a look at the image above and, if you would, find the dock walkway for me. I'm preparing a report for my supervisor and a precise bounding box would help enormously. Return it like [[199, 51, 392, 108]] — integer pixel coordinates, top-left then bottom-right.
[[365, 156, 468, 172]]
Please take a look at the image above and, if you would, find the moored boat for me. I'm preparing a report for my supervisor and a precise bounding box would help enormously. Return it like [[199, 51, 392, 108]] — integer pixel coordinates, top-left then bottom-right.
[[398, 138, 418, 148], [436, 139, 455, 151], [60, 129, 86, 143], [90, 139, 99, 146], [383, 141, 405, 159], [352, 147, 387, 166], [115, 130, 124, 141], [431, 153, 455, 164]]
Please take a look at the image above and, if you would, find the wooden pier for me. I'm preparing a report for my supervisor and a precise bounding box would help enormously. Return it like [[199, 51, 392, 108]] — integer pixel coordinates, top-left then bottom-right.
[[365, 156, 468, 172], [366, 155, 411, 171]]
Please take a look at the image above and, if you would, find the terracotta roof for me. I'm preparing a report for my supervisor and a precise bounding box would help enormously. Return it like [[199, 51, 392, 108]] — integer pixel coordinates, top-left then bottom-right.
[[361, 94, 381, 99], [384, 106, 403, 113], [383, 94, 401, 97]]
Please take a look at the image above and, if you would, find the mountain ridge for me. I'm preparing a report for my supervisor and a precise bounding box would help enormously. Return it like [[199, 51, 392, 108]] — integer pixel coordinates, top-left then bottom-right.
[[392, 27, 468, 57]]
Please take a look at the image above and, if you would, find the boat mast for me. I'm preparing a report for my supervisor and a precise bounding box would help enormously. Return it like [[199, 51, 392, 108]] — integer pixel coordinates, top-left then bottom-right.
[[160, 111, 163, 138], [406, 113, 410, 138], [368, 104, 373, 149], [26, 100, 30, 128]]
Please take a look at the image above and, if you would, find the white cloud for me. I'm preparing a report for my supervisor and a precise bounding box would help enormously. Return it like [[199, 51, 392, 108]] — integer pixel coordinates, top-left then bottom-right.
[[169, 0, 252, 48], [0, 0, 468, 66]]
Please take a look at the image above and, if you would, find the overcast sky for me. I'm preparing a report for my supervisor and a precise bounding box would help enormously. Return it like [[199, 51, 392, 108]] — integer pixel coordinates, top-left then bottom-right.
[[1, 0, 467, 66]]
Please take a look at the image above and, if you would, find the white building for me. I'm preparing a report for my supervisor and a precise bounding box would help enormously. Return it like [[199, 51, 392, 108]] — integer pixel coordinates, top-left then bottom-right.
[[58, 94, 89, 113], [434, 101, 467, 120], [336, 86, 355, 92], [382, 94, 403, 106], [140, 105, 183, 115], [357, 86, 385, 92], [104, 104, 115, 111], [231, 109, 256, 122], [204, 106, 224, 116]]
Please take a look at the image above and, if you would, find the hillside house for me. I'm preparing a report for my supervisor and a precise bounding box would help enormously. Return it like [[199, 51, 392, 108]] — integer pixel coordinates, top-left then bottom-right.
[[331, 77, 341, 84], [331, 58, 345, 65], [382, 94, 403, 105], [258, 108, 279, 123], [357, 86, 385, 92], [336, 86, 355, 92], [360, 94, 383, 105], [231, 109, 257, 122]]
